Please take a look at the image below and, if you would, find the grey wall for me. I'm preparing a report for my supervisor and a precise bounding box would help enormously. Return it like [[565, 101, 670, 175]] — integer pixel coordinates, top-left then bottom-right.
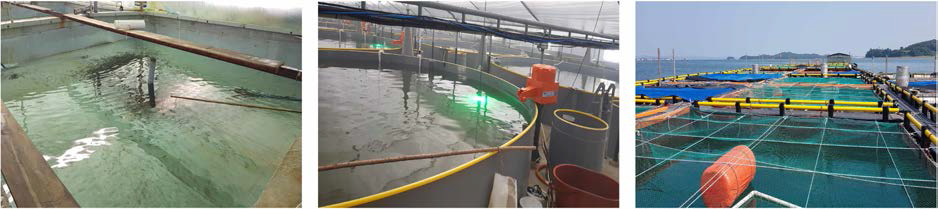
[[2, 12, 300, 69]]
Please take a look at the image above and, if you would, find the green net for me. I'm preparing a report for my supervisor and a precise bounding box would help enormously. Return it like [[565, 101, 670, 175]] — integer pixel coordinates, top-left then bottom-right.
[[741, 86, 881, 102], [775, 77, 867, 84], [636, 109, 936, 208]]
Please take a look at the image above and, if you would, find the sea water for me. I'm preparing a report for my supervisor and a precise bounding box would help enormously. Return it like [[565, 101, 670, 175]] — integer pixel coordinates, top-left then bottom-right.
[[637, 58, 936, 81]]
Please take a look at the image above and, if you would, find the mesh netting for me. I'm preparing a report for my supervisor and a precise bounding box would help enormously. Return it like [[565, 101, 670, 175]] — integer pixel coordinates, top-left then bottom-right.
[[636, 109, 936, 208], [741, 85, 880, 102], [775, 77, 867, 84]]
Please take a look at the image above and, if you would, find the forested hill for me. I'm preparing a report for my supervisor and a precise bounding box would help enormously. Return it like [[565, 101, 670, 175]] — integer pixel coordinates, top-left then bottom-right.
[[738, 52, 823, 60], [865, 39, 936, 58]]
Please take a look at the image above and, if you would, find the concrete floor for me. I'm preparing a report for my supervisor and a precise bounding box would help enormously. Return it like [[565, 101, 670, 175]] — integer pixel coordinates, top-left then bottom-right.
[[254, 138, 302, 207], [525, 124, 619, 207]]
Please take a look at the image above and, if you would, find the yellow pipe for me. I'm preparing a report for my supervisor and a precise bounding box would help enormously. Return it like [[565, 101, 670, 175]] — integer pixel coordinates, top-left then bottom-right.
[[905, 112, 923, 130], [708, 98, 892, 107], [553, 109, 609, 131], [925, 129, 938, 144], [697, 101, 898, 113], [636, 95, 680, 100], [636, 99, 661, 103], [925, 103, 937, 113]]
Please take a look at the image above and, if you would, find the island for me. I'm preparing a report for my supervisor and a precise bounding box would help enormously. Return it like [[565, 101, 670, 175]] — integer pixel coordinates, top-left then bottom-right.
[[865, 39, 936, 58], [739, 52, 824, 60]]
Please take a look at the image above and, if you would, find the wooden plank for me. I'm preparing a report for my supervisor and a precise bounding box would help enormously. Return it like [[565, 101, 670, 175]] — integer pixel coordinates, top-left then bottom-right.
[[1, 103, 80, 207]]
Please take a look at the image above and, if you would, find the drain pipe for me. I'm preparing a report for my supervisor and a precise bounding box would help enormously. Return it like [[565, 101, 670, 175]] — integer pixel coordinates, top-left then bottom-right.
[[148, 57, 156, 107], [478, 33, 488, 72]]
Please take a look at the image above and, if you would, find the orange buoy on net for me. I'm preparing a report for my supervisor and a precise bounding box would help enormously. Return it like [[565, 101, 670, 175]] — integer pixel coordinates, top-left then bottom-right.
[[700, 145, 756, 208]]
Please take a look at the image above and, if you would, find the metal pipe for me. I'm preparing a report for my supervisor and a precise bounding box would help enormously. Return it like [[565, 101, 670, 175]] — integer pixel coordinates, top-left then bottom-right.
[[400, 1, 618, 40], [657, 48, 661, 79], [519, 1, 540, 22], [672, 49, 676, 80]]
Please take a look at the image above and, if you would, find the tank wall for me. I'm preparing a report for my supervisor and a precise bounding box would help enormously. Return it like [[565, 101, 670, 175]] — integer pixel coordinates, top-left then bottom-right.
[[319, 50, 536, 207], [1, 2, 80, 21], [2, 12, 300, 68], [1, 16, 131, 64], [145, 15, 301, 68], [148, 1, 302, 34]]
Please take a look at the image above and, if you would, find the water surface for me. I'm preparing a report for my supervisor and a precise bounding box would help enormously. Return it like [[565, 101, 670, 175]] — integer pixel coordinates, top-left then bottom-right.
[[1, 40, 301, 207], [318, 63, 529, 206]]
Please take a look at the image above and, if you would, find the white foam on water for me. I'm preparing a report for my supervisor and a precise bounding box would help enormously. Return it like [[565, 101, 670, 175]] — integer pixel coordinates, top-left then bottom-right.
[[48, 127, 118, 168]]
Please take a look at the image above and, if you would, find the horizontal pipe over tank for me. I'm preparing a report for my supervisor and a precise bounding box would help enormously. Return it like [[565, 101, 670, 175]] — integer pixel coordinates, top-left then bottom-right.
[[9, 2, 301, 81]]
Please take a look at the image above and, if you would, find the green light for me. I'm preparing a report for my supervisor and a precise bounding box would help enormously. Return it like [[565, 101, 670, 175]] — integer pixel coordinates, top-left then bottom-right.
[[471, 95, 486, 102], [369, 43, 387, 49]]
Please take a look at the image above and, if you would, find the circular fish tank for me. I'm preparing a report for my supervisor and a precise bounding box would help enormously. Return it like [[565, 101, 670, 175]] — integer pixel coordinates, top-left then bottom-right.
[[318, 50, 537, 207]]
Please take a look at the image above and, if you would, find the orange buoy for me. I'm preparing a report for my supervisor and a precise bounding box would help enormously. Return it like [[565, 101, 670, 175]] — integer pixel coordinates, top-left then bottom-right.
[[700, 145, 756, 208], [391, 31, 404, 45], [517, 64, 559, 105]]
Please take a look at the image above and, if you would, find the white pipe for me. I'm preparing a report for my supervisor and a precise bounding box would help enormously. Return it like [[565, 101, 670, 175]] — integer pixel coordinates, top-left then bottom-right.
[[732, 191, 801, 208], [114, 19, 145, 30]]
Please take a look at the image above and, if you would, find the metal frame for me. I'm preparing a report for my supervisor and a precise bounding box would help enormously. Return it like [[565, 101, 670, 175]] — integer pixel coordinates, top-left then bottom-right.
[[400, 1, 617, 41]]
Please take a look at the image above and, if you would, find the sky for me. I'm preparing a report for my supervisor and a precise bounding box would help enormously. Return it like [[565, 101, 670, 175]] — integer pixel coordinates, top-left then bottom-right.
[[637, 2, 936, 59]]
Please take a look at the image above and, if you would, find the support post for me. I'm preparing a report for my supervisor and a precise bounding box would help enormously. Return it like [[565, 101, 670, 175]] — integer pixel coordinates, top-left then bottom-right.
[[531, 104, 544, 162], [402, 27, 414, 56], [478, 33, 487, 71]]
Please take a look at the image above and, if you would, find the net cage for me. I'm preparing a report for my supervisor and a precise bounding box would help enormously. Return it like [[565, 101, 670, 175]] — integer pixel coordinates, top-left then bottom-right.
[[637, 108, 936, 208]]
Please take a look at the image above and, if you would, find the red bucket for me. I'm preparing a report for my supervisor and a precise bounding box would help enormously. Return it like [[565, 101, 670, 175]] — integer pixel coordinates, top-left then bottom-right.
[[537, 164, 618, 207]]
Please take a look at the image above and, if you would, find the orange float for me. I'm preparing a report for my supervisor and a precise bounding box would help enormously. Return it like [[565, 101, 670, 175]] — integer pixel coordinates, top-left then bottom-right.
[[700, 145, 756, 208], [391, 31, 404, 45], [517, 64, 559, 105]]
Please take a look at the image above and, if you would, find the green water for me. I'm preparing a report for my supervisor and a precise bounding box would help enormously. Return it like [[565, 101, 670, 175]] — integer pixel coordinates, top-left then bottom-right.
[[637, 110, 936, 208], [1, 40, 301, 207], [637, 106, 656, 113], [318, 64, 529, 206]]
